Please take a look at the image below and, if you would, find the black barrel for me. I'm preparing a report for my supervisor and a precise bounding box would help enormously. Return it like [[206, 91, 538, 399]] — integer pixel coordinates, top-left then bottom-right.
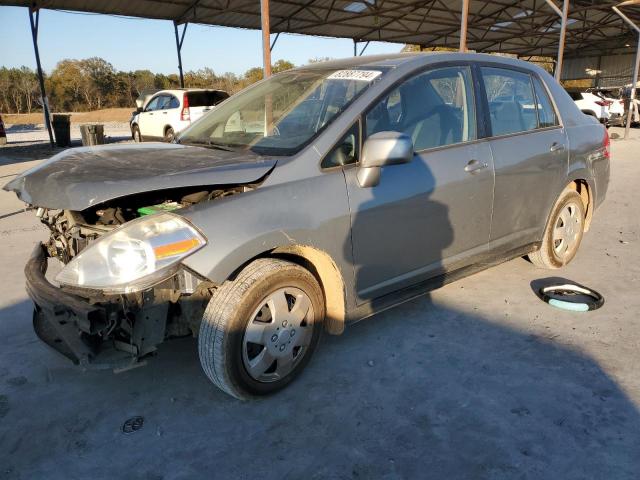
[[51, 114, 71, 147]]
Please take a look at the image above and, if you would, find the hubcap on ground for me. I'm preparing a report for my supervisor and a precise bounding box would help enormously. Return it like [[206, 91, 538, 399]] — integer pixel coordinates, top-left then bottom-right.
[[552, 201, 582, 258], [242, 287, 314, 382]]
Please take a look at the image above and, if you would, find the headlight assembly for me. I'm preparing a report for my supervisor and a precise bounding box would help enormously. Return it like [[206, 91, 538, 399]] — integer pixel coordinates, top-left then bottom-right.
[[55, 213, 206, 293]]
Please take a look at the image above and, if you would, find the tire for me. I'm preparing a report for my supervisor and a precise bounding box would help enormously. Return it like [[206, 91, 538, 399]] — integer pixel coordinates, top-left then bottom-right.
[[164, 127, 175, 142], [132, 125, 141, 142], [198, 258, 324, 399], [528, 189, 586, 269]]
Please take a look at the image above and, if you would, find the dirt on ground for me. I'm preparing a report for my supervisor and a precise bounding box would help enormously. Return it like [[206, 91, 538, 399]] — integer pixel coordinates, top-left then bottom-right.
[[1, 108, 134, 125]]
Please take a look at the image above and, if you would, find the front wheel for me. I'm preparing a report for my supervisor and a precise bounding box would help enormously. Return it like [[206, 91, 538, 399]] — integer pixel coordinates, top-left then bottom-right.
[[132, 125, 141, 142], [528, 189, 585, 269], [198, 258, 324, 399]]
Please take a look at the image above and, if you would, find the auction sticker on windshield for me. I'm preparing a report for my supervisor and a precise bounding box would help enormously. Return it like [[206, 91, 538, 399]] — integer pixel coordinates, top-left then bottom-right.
[[327, 70, 382, 82]]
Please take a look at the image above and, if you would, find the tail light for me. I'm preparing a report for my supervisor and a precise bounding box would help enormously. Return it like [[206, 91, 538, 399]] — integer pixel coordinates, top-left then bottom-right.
[[595, 100, 608, 107], [181, 93, 190, 121], [603, 129, 610, 160]]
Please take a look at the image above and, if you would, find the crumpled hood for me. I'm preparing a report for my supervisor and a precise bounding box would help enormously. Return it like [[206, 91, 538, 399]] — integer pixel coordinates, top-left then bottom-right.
[[4, 142, 277, 210]]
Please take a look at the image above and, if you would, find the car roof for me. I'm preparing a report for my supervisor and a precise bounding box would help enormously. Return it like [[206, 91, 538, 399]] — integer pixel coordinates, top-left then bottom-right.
[[297, 52, 545, 73]]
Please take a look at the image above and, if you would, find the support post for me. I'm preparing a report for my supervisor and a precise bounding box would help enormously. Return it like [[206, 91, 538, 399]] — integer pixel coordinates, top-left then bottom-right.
[[28, 7, 54, 148], [353, 39, 357, 56], [261, 0, 271, 78], [173, 21, 188, 88], [556, 1, 569, 81], [629, 37, 640, 140], [612, 4, 640, 139], [543, 0, 569, 81], [459, 0, 469, 52]]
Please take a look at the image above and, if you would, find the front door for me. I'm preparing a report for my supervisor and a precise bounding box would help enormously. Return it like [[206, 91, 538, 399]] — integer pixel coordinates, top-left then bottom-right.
[[344, 65, 495, 302], [138, 95, 162, 140]]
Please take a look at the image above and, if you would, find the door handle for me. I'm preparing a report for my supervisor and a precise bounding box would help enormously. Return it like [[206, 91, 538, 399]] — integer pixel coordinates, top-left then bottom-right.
[[550, 142, 566, 153], [162, 111, 168, 114], [464, 159, 489, 173]]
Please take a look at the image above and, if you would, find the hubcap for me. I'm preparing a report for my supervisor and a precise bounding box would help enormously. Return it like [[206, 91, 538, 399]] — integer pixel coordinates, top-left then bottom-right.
[[552, 201, 582, 258], [242, 287, 314, 382]]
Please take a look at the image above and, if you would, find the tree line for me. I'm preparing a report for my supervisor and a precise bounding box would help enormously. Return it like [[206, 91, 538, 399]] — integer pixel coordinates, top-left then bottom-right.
[[0, 57, 297, 114]]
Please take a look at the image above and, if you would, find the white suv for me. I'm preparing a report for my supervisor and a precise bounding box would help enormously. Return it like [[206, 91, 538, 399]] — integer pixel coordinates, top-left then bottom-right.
[[567, 90, 611, 126], [130, 89, 229, 142]]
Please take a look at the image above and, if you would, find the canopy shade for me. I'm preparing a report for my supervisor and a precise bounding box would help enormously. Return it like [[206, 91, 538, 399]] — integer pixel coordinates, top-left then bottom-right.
[[3, 0, 640, 58]]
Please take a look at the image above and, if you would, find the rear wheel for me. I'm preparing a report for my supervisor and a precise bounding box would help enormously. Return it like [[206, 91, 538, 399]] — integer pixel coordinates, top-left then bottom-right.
[[164, 127, 175, 142], [528, 189, 585, 269], [198, 258, 324, 399]]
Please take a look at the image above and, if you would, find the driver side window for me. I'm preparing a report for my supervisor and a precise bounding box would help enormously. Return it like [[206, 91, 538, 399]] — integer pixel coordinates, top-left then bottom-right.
[[145, 96, 161, 112], [365, 66, 476, 151]]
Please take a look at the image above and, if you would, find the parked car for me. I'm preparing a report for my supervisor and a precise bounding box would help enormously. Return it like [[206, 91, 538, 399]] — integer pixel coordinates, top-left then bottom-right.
[[5, 53, 609, 399], [587, 87, 625, 126], [566, 90, 612, 126], [130, 88, 229, 142]]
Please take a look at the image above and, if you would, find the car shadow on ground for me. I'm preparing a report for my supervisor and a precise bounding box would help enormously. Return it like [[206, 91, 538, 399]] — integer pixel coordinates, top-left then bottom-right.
[[1, 292, 639, 479]]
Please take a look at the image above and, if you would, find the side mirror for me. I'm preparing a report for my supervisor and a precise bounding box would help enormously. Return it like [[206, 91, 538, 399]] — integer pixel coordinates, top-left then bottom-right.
[[136, 107, 143, 113], [357, 131, 414, 188]]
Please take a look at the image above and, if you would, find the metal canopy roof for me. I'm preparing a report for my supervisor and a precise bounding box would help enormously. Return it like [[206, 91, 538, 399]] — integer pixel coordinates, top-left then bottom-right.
[[3, 0, 640, 58]]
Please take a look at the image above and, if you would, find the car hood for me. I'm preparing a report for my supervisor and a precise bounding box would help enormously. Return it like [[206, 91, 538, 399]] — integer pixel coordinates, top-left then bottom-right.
[[4, 142, 277, 211]]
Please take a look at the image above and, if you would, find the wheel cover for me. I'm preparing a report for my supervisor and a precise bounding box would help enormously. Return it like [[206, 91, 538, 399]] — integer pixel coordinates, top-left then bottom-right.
[[552, 201, 582, 258], [242, 287, 314, 383]]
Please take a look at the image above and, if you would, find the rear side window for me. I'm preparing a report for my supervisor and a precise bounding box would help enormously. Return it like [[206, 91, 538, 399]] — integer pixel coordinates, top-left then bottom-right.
[[567, 91, 582, 101], [167, 96, 180, 109], [481, 67, 537, 136], [187, 91, 229, 107], [532, 77, 558, 128]]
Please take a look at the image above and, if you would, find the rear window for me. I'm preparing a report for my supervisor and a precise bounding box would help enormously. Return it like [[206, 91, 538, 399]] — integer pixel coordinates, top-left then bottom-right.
[[186, 91, 229, 107]]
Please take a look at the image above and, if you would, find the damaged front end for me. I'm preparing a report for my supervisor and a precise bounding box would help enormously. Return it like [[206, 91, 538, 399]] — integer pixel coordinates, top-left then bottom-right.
[[25, 185, 252, 371]]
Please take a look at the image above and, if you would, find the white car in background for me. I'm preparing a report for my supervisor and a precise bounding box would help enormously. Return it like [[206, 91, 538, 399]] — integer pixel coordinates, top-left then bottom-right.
[[588, 88, 625, 126], [566, 90, 611, 126], [130, 89, 229, 142]]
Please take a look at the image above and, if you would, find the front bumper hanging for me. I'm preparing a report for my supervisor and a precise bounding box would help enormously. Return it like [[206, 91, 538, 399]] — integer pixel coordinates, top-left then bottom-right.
[[25, 243, 145, 371]]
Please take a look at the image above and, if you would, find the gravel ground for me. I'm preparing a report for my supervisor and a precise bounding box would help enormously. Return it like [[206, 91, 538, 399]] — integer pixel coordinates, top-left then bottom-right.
[[0, 128, 639, 479], [3, 122, 133, 145]]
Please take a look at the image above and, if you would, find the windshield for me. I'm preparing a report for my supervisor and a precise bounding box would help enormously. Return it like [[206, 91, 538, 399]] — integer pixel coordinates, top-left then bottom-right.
[[177, 68, 386, 156]]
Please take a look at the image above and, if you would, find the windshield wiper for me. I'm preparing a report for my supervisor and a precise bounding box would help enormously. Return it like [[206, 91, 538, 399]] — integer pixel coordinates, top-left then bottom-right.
[[179, 139, 235, 152]]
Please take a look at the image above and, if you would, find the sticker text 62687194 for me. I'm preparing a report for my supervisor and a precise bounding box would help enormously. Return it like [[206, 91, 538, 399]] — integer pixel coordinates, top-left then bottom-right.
[[327, 70, 382, 82]]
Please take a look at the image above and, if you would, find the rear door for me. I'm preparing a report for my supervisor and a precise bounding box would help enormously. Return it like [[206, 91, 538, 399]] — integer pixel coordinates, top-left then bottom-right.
[[343, 65, 495, 301], [479, 66, 567, 252]]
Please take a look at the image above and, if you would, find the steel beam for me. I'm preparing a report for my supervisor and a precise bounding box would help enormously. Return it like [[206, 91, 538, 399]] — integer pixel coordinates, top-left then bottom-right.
[[543, 0, 569, 81], [173, 21, 188, 88], [270, 31, 280, 51], [612, 5, 640, 139], [28, 7, 54, 148], [459, 0, 469, 52], [261, 0, 272, 78]]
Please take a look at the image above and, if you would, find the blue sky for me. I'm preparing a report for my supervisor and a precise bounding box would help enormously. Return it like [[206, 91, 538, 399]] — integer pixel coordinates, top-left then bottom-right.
[[0, 6, 403, 75]]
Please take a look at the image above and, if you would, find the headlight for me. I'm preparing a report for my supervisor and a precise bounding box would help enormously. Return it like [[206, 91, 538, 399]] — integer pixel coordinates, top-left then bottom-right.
[[56, 213, 206, 293]]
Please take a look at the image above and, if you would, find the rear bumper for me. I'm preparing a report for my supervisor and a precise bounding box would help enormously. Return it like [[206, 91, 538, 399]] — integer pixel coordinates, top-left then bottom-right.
[[25, 243, 143, 370]]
